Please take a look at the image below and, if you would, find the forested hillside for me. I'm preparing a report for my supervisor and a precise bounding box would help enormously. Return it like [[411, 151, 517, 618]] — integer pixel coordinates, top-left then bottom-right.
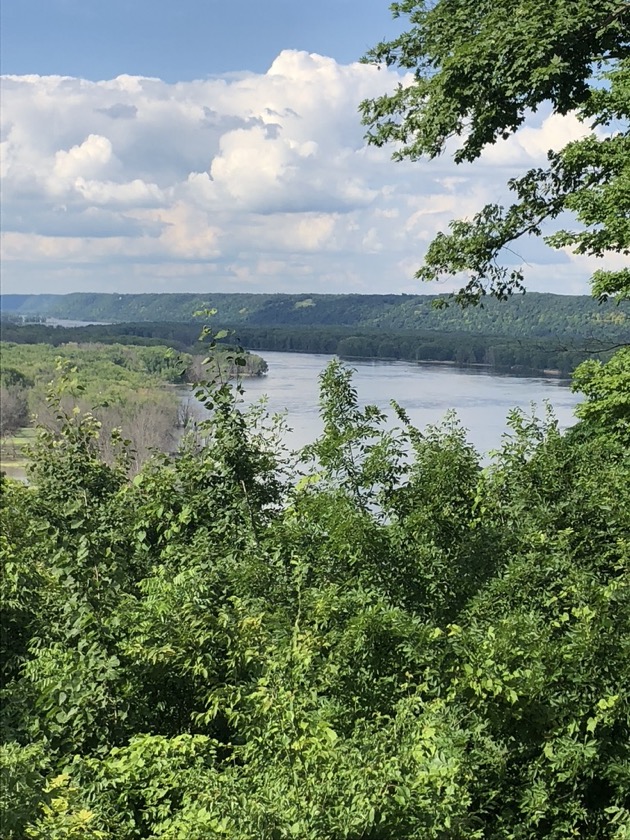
[[3, 291, 629, 343]]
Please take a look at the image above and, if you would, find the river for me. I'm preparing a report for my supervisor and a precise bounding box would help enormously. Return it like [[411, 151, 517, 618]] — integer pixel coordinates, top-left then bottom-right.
[[188, 351, 582, 456]]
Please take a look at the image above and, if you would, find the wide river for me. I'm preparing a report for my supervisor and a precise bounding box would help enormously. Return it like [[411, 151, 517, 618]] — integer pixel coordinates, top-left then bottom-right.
[[190, 351, 582, 457]]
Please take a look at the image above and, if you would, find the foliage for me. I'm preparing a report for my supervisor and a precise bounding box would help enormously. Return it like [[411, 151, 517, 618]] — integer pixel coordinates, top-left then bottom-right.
[[571, 346, 630, 441], [0, 344, 186, 474], [3, 295, 629, 375], [0, 341, 188, 397], [0, 385, 29, 437], [2, 291, 629, 344], [1, 356, 629, 837], [361, 1, 630, 302]]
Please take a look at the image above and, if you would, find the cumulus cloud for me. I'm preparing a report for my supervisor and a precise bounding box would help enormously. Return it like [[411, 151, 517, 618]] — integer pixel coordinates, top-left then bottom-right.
[[0, 53, 601, 295], [53, 134, 114, 181]]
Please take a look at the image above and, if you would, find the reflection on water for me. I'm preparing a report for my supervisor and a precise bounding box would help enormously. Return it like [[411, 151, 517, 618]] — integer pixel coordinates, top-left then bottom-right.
[[191, 351, 581, 456]]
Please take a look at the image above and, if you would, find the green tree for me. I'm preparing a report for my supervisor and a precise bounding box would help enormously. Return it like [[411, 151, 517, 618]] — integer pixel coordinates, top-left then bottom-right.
[[0, 385, 29, 436], [571, 345, 630, 440], [361, 0, 630, 302]]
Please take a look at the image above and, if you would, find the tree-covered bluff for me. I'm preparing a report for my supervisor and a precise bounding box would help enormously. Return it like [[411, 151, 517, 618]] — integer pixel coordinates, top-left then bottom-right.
[[1, 348, 629, 837], [3, 292, 628, 376], [2, 291, 629, 343]]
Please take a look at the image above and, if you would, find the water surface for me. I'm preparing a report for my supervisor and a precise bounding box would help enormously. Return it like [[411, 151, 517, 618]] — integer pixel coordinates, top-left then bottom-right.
[[192, 351, 581, 456]]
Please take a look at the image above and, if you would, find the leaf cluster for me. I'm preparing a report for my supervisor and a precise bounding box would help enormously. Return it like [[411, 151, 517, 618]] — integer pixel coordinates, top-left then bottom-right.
[[361, 1, 630, 303]]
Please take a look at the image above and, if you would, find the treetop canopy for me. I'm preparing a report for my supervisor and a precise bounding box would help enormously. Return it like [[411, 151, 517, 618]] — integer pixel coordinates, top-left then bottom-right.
[[361, 0, 630, 303]]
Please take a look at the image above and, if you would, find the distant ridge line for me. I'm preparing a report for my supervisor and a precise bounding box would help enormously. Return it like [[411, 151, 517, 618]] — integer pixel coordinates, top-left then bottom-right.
[[1, 291, 628, 344]]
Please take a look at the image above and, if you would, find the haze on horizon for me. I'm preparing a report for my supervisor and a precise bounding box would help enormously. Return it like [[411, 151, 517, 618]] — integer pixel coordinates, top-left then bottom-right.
[[1, 0, 623, 298]]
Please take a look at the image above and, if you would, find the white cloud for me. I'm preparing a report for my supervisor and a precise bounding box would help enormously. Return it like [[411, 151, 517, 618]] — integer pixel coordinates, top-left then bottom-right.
[[480, 111, 590, 167], [74, 177, 164, 207], [0, 53, 601, 295], [53, 134, 114, 182]]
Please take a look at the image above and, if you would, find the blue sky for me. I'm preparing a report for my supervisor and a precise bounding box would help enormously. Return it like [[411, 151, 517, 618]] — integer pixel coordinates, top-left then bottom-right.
[[1, 0, 402, 80], [1, 1, 610, 296]]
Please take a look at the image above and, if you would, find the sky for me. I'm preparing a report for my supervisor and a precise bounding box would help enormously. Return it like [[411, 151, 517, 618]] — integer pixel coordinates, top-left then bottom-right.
[[0, 0, 619, 297]]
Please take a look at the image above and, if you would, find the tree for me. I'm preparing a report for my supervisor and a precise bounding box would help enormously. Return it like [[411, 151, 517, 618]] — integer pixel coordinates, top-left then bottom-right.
[[571, 345, 630, 440], [361, 0, 630, 303], [0, 385, 29, 437]]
